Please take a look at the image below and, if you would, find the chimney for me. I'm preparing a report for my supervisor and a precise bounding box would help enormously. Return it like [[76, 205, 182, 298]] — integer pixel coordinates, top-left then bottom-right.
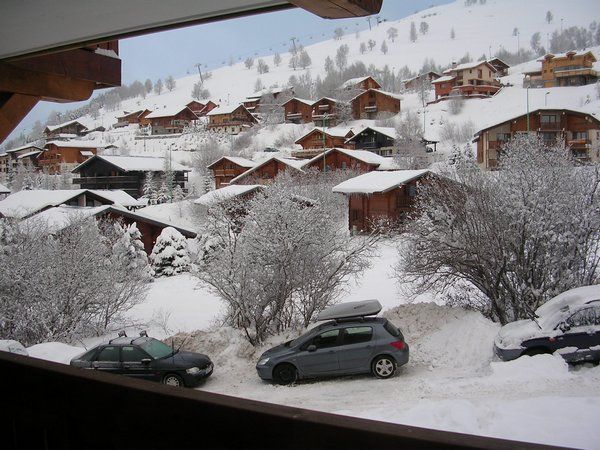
[[451, 61, 457, 69]]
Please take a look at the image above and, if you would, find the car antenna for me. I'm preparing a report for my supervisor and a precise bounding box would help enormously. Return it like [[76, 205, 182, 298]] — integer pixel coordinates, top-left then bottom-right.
[[175, 336, 189, 355]]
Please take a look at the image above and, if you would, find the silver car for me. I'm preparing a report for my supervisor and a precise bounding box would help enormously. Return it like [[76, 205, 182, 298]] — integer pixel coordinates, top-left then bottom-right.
[[256, 317, 409, 385]]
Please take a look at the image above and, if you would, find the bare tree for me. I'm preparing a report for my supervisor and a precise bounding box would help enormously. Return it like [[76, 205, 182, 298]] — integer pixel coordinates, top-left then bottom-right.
[[257, 59, 269, 74], [333, 28, 344, 40], [273, 53, 282, 66], [410, 22, 418, 42], [154, 78, 163, 95], [244, 57, 254, 69], [380, 40, 389, 54], [165, 75, 176, 92], [387, 27, 398, 42]]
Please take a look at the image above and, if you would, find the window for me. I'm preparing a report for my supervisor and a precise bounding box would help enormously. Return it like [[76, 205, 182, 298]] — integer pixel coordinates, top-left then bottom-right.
[[539, 132, 557, 142], [121, 346, 149, 362], [342, 326, 373, 345], [96, 346, 119, 362], [565, 307, 600, 328], [311, 329, 340, 349], [573, 131, 588, 140], [477, 69, 482, 78], [541, 114, 557, 124], [496, 133, 511, 142], [383, 320, 404, 339], [139, 338, 173, 359], [341, 161, 347, 169]]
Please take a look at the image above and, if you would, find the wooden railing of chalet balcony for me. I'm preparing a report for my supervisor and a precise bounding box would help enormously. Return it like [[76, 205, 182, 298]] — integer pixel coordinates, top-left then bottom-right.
[[0, 351, 563, 450]]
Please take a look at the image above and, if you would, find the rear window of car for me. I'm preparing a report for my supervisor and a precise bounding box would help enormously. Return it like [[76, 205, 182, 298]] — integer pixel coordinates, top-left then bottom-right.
[[383, 320, 404, 339]]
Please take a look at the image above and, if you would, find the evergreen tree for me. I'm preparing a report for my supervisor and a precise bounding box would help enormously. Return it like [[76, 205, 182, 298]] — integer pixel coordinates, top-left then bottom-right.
[[273, 53, 282, 66], [387, 27, 398, 43], [150, 227, 191, 277], [380, 40, 388, 54], [165, 75, 176, 91], [154, 79, 163, 95], [410, 22, 418, 42], [112, 222, 153, 280], [142, 171, 158, 204]]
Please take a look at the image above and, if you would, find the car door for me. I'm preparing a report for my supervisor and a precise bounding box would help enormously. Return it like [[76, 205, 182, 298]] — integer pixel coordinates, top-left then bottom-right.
[[337, 326, 375, 373], [556, 306, 600, 362], [91, 345, 122, 375], [294, 329, 341, 376], [121, 345, 155, 381]]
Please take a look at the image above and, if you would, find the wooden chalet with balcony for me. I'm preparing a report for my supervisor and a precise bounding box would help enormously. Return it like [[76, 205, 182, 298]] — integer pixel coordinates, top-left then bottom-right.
[[186, 100, 218, 117], [525, 51, 598, 88], [243, 86, 294, 114], [115, 109, 152, 127], [333, 170, 430, 232], [293, 127, 354, 158], [2, 143, 44, 176], [402, 71, 441, 91], [350, 89, 401, 119], [488, 58, 510, 77], [44, 119, 89, 139], [228, 156, 306, 185], [146, 106, 198, 135], [38, 140, 114, 174], [72, 154, 190, 198], [432, 61, 501, 102], [283, 98, 314, 124], [311, 98, 338, 126], [345, 126, 396, 156], [474, 108, 600, 169], [206, 104, 257, 134], [207, 156, 256, 189], [340, 76, 381, 92], [302, 147, 397, 173]]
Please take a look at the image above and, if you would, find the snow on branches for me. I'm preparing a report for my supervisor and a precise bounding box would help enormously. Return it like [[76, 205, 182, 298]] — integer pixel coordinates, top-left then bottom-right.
[[150, 227, 191, 277]]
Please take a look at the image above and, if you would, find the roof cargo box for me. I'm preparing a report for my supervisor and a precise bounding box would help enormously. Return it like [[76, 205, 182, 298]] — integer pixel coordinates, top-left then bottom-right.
[[316, 299, 382, 321]]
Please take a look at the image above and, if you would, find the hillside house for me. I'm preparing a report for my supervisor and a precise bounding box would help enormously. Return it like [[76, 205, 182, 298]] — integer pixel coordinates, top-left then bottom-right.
[[194, 184, 263, 207], [311, 98, 339, 126], [146, 106, 198, 135], [339, 76, 381, 92], [72, 155, 190, 198], [207, 156, 256, 189], [44, 119, 88, 139], [206, 104, 258, 134], [350, 89, 401, 119], [487, 58, 510, 77], [473, 108, 600, 169], [332, 170, 430, 232], [243, 86, 294, 113], [0, 183, 9, 200], [525, 51, 598, 88], [302, 148, 397, 173], [402, 72, 441, 91], [186, 101, 207, 116], [0, 154, 8, 180], [198, 100, 218, 116], [283, 98, 314, 124], [228, 156, 305, 185], [293, 127, 354, 158], [2, 143, 44, 175], [38, 140, 114, 175], [345, 127, 396, 156], [432, 61, 501, 101], [115, 109, 152, 127]]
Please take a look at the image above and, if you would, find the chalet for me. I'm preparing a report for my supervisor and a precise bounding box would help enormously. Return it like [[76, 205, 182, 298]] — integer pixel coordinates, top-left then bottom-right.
[[197, 100, 218, 117], [345, 127, 396, 156], [243, 86, 294, 113], [38, 140, 114, 175], [487, 58, 510, 77], [115, 109, 152, 127], [402, 72, 441, 91], [525, 51, 598, 88], [186, 101, 207, 116], [283, 98, 314, 124], [207, 156, 256, 189], [194, 184, 263, 207], [3, 143, 44, 174], [293, 127, 354, 158], [44, 119, 88, 139], [311, 98, 338, 126], [339, 76, 381, 92], [332, 170, 430, 232], [302, 148, 398, 173], [72, 154, 190, 198], [19, 204, 195, 254], [0, 189, 142, 220], [350, 89, 401, 119], [0, 183, 9, 200], [16, 149, 42, 171], [228, 156, 306, 185], [432, 61, 501, 101], [473, 108, 600, 169], [206, 104, 258, 134], [145, 106, 198, 135]]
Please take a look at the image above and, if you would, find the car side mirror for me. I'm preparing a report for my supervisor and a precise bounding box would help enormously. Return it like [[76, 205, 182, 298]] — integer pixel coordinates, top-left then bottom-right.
[[558, 323, 571, 333], [91, 361, 99, 369], [307, 345, 317, 352], [141, 358, 152, 364]]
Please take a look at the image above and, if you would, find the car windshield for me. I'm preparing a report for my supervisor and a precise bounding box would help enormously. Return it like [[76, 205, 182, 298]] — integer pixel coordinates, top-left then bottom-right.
[[139, 338, 173, 359]]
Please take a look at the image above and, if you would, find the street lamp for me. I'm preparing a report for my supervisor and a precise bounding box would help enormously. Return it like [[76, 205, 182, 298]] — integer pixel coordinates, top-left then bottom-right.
[[545, 91, 550, 107], [525, 75, 531, 133]]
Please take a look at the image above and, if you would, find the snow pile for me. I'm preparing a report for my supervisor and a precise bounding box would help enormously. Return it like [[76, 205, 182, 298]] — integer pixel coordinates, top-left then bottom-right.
[[0, 340, 28, 356], [27, 342, 85, 364], [489, 354, 571, 382]]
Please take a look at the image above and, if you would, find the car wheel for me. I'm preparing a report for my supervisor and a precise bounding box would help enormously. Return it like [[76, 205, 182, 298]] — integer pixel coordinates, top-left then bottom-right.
[[522, 347, 550, 357], [273, 363, 297, 385], [372, 355, 397, 379], [163, 373, 184, 387]]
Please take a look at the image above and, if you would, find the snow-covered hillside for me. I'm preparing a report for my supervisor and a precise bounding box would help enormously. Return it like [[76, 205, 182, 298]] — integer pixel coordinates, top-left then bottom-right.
[[15, 0, 597, 168]]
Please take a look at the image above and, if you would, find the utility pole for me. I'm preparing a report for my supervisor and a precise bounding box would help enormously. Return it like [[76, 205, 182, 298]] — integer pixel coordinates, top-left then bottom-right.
[[194, 63, 203, 84], [290, 37, 298, 54], [366, 17, 372, 31]]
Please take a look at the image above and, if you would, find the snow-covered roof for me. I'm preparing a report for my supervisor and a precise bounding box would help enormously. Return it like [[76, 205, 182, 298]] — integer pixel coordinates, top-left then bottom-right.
[[346, 126, 396, 142], [207, 156, 256, 169], [313, 97, 338, 104], [16, 150, 42, 159], [295, 126, 354, 143], [5, 143, 43, 154], [19, 205, 112, 234], [282, 97, 314, 106], [305, 148, 388, 167], [369, 89, 403, 100], [88, 190, 143, 208], [536, 285, 600, 330], [538, 50, 596, 62], [229, 156, 305, 184], [332, 170, 430, 194], [44, 140, 112, 149], [145, 106, 195, 119], [206, 103, 248, 116], [45, 119, 88, 132], [340, 76, 377, 89], [0, 183, 10, 194], [443, 61, 496, 74], [431, 75, 456, 84], [72, 155, 190, 173], [194, 184, 262, 206]]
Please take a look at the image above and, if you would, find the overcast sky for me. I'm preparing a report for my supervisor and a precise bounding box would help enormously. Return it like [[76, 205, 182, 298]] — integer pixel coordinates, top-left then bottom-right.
[[5, 0, 451, 145]]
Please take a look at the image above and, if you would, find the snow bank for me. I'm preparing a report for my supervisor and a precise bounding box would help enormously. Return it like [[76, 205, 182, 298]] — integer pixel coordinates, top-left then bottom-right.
[[0, 340, 28, 356], [489, 354, 571, 382], [27, 342, 85, 364]]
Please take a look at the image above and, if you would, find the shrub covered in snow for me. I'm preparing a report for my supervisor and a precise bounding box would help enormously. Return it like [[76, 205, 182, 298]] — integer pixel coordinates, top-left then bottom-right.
[[151, 227, 191, 277]]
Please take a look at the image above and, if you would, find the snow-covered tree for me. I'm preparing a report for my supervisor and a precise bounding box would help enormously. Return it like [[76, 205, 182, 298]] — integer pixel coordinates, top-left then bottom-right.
[[410, 22, 417, 42], [154, 78, 163, 95], [387, 27, 398, 42], [298, 50, 312, 69], [244, 57, 254, 69], [450, 27, 456, 39], [273, 53, 282, 66], [150, 227, 191, 277], [335, 44, 350, 70], [333, 27, 344, 40], [380, 40, 388, 54], [144, 79, 153, 93], [396, 135, 600, 324], [257, 59, 269, 74], [546, 10, 553, 23], [367, 39, 376, 52], [359, 42, 367, 54], [142, 171, 159, 204], [420, 21, 429, 35], [165, 75, 176, 91]]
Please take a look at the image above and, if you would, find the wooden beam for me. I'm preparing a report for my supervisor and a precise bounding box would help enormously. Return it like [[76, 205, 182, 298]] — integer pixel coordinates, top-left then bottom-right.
[[288, 0, 382, 18], [0, 92, 39, 143], [0, 63, 95, 102]]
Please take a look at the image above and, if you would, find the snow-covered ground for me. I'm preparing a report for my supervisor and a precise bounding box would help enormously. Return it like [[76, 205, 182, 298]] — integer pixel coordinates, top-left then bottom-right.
[[22, 242, 600, 448]]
